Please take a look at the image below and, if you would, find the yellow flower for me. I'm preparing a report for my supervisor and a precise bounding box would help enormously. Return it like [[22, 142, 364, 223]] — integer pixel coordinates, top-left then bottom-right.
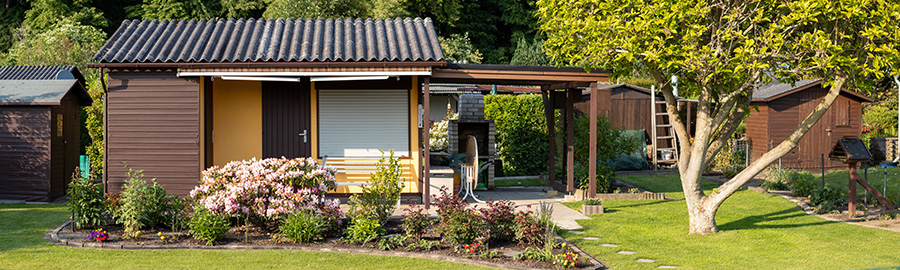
[[157, 232, 162, 236], [160, 236, 166, 240]]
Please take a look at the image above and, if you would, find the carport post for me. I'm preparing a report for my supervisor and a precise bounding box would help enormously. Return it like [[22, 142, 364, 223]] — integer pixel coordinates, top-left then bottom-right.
[[423, 77, 431, 208], [541, 86, 556, 186], [566, 88, 576, 192], [588, 83, 598, 198]]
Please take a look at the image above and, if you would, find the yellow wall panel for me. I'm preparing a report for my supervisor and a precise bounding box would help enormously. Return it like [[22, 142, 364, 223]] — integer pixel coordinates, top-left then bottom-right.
[[212, 78, 262, 166]]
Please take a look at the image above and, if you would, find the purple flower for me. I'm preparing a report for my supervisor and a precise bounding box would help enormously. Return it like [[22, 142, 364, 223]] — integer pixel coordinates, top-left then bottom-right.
[[440, 233, 445, 239]]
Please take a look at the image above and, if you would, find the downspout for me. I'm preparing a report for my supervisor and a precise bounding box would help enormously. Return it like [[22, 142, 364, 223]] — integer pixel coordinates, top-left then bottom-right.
[[101, 68, 108, 194], [894, 75, 900, 162]]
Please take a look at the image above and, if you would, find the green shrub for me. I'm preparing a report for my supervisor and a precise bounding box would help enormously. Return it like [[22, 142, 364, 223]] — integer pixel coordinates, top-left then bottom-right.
[[583, 198, 602, 205], [440, 209, 483, 245], [714, 137, 745, 173], [790, 173, 818, 197], [189, 206, 230, 246], [347, 150, 404, 223], [115, 168, 176, 239], [66, 173, 105, 229], [378, 235, 410, 251], [809, 185, 846, 214], [279, 211, 325, 243], [345, 216, 385, 244], [761, 179, 790, 191], [484, 94, 550, 176]]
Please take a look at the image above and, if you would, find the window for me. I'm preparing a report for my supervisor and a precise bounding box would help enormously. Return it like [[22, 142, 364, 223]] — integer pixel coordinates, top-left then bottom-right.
[[318, 89, 410, 157]]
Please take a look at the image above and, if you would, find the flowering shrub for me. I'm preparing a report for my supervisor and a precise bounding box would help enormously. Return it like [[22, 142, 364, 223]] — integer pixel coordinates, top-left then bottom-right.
[[479, 200, 516, 242], [456, 241, 486, 254], [514, 209, 544, 247], [190, 157, 342, 227], [88, 229, 109, 242], [401, 201, 434, 240]]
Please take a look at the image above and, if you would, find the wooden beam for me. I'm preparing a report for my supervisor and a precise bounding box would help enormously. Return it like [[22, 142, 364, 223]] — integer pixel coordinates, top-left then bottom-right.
[[589, 83, 598, 198], [431, 69, 609, 83], [423, 76, 431, 208], [541, 86, 556, 186], [567, 88, 576, 192]]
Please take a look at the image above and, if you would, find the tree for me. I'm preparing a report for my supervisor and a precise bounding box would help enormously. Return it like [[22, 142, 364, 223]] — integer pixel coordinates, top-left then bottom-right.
[[438, 33, 483, 64], [0, 0, 27, 54], [262, 0, 371, 19], [509, 38, 550, 66], [22, 0, 107, 34], [126, 0, 219, 20], [538, 0, 900, 234]]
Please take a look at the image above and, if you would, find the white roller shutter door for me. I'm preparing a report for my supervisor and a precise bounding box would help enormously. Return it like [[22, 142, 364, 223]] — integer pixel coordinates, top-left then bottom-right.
[[318, 89, 409, 157]]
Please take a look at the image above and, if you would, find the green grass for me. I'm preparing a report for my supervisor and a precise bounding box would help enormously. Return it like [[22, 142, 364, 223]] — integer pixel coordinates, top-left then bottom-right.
[[0, 204, 490, 270], [493, 178, 546, 187], [561, 174, 900, 269]]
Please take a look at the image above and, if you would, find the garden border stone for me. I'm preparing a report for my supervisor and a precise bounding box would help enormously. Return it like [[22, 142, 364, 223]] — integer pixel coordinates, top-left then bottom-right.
[[46, 220, 607, 270]]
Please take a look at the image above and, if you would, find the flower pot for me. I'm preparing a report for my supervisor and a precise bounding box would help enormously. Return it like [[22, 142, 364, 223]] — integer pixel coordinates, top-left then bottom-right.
[[581, 204, 604, 215]]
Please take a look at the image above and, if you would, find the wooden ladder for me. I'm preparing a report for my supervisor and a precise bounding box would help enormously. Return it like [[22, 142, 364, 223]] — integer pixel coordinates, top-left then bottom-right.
[[650, 86, 678, 169]]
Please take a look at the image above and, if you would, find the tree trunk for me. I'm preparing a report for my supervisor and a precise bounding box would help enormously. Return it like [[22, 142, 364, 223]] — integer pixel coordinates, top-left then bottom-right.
[[687, 200, 718, 234]]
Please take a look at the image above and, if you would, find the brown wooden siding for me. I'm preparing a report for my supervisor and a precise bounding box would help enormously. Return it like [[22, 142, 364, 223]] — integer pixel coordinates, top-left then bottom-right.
[[48, 92, 82, 200], [747, 85, 865, 171], [107, 73, 200, 196], [262, 80, 311, 158], [0, 106, 51, 201]]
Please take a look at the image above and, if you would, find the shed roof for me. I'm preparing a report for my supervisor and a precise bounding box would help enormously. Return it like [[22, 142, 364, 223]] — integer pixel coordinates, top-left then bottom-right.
[[0, 65, 86, 83], [752, 79, 873, 102], [0, 80, 90, 106], [93, 18, 444, 64]]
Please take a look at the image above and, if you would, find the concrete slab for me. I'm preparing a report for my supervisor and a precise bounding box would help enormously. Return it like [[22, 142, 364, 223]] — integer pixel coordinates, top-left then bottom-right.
[[583, 237, 600, 240], [617, 251, 636, 255], [637, 258, 656, 263], [658, 266, 678, 269], [600, 243, 618, 247]]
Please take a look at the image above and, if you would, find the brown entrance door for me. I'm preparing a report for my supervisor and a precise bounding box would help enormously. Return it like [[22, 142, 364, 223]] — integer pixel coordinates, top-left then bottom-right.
[[262, 79, 311, 158], [798, 88, 835, 168]]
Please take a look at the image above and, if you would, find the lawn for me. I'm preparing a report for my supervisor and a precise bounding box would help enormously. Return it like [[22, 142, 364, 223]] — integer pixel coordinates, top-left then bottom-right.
[[494, 178, 546, 187], [561, 174, 900, 269], [0, 204, 489, 270]]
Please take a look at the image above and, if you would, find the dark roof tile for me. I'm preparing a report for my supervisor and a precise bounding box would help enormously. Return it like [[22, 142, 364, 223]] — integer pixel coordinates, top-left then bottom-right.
[[94, 18, 445, 63]]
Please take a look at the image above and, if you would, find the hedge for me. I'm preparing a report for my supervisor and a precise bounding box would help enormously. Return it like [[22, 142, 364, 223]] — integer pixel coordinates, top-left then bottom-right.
[[484, 94, 550, 176]]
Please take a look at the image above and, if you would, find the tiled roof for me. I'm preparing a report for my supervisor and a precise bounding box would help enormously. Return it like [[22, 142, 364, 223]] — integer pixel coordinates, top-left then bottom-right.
[[0, 65, 81, 81], [752, 79, 820, 101], [93, 18, 444, 63]]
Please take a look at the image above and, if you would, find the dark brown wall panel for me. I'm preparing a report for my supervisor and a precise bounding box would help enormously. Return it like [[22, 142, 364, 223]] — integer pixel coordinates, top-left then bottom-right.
[[0, 106, 51, 201], [107, 73, 200, 196]]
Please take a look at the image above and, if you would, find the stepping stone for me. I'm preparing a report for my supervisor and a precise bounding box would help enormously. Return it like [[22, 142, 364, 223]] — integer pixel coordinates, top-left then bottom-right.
[[658, 266, 678, 269], [617, 251, 636, 255], [600, 243, 619, 247], [569, 230, 584, 234], [583, 237, 600, 240], [505, 251, 523, 257], [636, 258, 656, 263]]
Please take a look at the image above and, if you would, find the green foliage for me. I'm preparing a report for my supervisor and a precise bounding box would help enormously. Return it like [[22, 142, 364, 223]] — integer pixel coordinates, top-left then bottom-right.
[[263, 0, 370, 19], [188, 205, 230, 246], [279, 210, 325, 243], [115, 168, 177, 239], [515, 246, 554, 261], [347, 150, 404, 224], [400, 0, 462, 29], [769, 168, 817, 197], [377, 234, 409, 251], [509, 38, 550, 66], [790, 174, 817, 197], [760, 179, 789, 191], [478, 200, 516, 242], [449, 0, 540, 64], [21, 0, 107, 35], [345, 216, 385, 244], [400, 202, 433, 240], [126, 0, 218, 20], [809, 185, 847, 214], [582, 198, 602, 206], [0, 3, 27, 53], [66, 174, 106, 229], [714, 138, 745, 177], [438, 33, 482, 64], [82, 76, 104, 179], [571, 114, 640, 168], [863, 99, 898, 143], [439, 208, 482, 245], [484, 94, 549, 176]]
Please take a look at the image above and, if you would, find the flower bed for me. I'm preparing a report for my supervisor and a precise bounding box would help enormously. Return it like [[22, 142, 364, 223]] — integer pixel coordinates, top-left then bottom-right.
[[62, 157, 602, 269]]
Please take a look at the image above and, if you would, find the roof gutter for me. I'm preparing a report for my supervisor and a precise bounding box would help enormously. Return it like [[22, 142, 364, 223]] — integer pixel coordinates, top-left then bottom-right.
[[87, 61, 448, 69]]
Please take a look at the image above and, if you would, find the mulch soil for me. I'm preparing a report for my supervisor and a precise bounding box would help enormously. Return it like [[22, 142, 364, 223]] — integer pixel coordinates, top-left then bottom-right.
[[57, 219, 600, 270]]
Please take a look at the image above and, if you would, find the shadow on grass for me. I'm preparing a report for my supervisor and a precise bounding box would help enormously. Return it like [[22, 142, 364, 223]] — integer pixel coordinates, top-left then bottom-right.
[[718, 207, 832, 231], [610, 199, 675, 209]]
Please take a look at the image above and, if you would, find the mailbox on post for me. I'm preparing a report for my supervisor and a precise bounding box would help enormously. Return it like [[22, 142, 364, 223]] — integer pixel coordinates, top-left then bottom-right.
[[828, 137, 895, 217]]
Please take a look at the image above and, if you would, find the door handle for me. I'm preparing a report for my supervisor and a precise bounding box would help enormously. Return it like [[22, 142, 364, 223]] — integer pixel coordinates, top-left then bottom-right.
[[299, 130, 307, 143]]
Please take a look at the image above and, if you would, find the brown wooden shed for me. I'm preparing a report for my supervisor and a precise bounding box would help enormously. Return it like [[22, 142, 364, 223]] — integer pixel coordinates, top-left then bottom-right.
[[746, 79, 873, 170], [0, 66, 92, 202]]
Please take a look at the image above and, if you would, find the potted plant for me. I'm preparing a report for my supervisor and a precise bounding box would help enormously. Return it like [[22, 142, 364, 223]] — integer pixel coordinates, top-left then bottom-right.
[[581, 198, 604, 215]]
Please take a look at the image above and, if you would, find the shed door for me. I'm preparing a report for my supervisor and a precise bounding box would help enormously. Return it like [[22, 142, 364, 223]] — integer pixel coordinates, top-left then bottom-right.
[[798, 89, 835, 166], [262, 80, 311, 158]]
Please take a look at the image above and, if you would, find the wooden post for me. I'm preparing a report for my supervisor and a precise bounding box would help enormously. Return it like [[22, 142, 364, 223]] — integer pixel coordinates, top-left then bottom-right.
[[566, 88, 576, 192], [849, 164, 857, 217], [541, 86, 555, 186], [423, 77, 431, 208], [588, 83, 598, 198]]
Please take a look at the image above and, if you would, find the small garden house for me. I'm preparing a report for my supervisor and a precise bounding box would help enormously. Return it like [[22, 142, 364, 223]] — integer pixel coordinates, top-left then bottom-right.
[[0, 65, 92, 202], [746, 79, 873, 170], [91, 18, 609, 202]]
